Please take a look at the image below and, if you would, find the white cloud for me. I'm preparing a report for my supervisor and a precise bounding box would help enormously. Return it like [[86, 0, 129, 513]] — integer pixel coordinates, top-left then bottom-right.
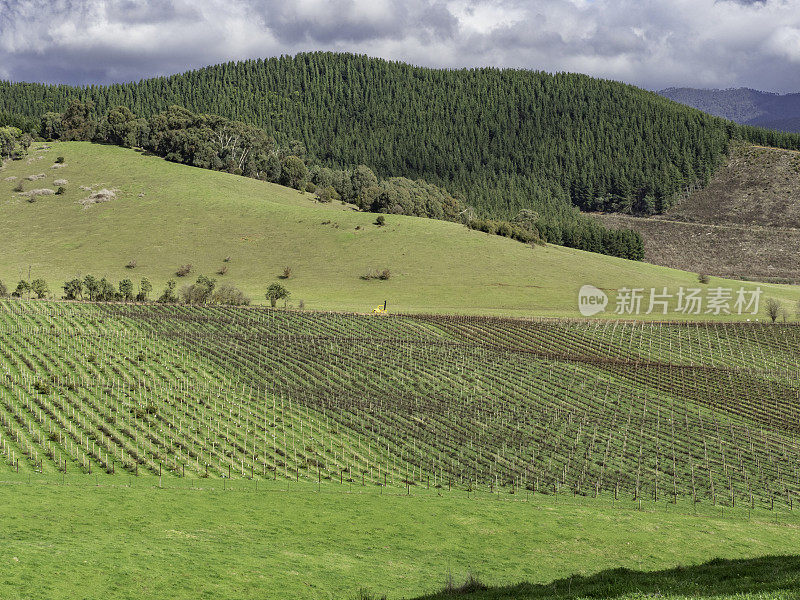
[[1, 0, 799, 91]]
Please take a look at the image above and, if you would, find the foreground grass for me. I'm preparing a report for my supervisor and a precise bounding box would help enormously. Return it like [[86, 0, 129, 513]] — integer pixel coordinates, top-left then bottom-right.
[[1, 475, 799, 599], [0, 142, 797, 318]]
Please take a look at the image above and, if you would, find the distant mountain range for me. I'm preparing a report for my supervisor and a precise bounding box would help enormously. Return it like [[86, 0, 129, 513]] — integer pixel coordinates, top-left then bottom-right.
[[659, 87, 800, 133]]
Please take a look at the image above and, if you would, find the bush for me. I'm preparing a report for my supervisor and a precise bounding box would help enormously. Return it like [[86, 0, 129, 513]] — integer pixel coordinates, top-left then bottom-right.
[[375, 215, 385, 226], [698, 273, 710, 285], [55, 186, 66, 195], [12, 280, 30, 298], [304, 181, 316, 193], [281, 266, 292, 279], [125, 260, 137, 269], [13, 181, 23, 193], [175, 264, 192, 277], [361, 268, 391, 281], [211, 284, 250, 306], [0, 280, 7, 298], [181, 275, 216, 304], [216, 265, 228, 276], [55, 156, 65, 164]]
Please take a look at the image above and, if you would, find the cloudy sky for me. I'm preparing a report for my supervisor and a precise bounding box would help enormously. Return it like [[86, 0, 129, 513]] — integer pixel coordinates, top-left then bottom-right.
[[1, 0, 799, 92]]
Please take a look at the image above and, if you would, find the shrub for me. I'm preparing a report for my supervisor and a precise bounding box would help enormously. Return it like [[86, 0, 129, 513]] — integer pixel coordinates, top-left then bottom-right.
[[175, 264, 192, 277], [125, 260, 137, 269], [698, 273, 710, 285], [11, 280, 30, 297], [298, 299, 305, 310], [281, 266, 292, 279], [216, 265, 229, 276], [55, 186, 66, 195], [304, 181, 316, 193], [0, 280, 7, 298], [265, 283, 289, 307], [211, 284, 250, 306], [223, 256, 231, 262], [13, 181, 23, 193], [55, 156, 65, 164], [181, 275, 216, 304], [375, 215, 385, 226], [361, 268, 391, 280]]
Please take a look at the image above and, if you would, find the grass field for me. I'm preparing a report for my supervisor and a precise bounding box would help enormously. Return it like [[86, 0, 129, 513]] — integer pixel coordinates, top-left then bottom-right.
[[1, 475, 799, 600], [1, 142, 797, 318]]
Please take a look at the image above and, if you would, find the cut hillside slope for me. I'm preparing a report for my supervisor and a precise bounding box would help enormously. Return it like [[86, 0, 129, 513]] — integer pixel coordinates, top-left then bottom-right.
[[594, 143, 800, 283], [0, 142, 796, 317]]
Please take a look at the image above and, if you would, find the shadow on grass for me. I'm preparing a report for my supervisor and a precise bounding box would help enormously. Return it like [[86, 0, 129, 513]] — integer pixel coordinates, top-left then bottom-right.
[[414, 555, 800, 599]]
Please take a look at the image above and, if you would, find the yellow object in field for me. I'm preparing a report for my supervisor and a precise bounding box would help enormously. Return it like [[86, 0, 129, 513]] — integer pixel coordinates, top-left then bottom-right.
[[372, 301, 388, 314]]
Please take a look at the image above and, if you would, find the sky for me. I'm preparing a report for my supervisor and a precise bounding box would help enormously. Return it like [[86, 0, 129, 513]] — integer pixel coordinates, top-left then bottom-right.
[[1, 0, 799, 92]]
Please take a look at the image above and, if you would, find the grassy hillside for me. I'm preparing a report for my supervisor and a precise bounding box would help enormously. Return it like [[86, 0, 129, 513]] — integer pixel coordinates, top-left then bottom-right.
[[594, 144, 800, 283], [1, 478, 798, 600], [1, 142, 797, 317]]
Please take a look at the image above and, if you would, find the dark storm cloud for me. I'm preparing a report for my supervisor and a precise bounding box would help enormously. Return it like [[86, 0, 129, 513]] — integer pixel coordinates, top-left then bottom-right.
[[0, 0, 799, 92]]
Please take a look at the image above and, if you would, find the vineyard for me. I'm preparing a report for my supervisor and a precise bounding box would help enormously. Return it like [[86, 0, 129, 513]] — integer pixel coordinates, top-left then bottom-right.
[[1, 299, 799, 509]]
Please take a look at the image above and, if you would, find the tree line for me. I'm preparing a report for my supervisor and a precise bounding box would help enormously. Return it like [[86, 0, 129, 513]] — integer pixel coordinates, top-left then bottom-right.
[[0, 275, 250, 305]]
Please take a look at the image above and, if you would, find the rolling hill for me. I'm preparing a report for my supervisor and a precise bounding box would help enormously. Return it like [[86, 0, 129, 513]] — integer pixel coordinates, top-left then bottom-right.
[[4, 52, 800, 245], [660, 87, 800, 133], [593, 143, 800, 283], [1, 141, 797, 317]]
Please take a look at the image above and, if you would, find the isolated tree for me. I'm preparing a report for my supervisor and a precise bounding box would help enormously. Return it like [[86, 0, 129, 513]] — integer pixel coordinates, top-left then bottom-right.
[[0, 280, 7, 298], [265, 283, 289, 307], [119, 278, 134, 302], [765, 298, 782, 323], [30, 278, 49, 299]]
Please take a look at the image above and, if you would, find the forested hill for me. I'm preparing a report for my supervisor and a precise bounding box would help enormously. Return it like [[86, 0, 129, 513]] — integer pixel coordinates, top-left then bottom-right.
[[3, 52, 800, 230]]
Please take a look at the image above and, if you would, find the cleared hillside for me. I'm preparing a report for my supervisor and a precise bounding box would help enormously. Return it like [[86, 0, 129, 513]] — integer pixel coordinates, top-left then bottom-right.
[[3, 142, 794, 317], [594, 144, 800, 282]]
